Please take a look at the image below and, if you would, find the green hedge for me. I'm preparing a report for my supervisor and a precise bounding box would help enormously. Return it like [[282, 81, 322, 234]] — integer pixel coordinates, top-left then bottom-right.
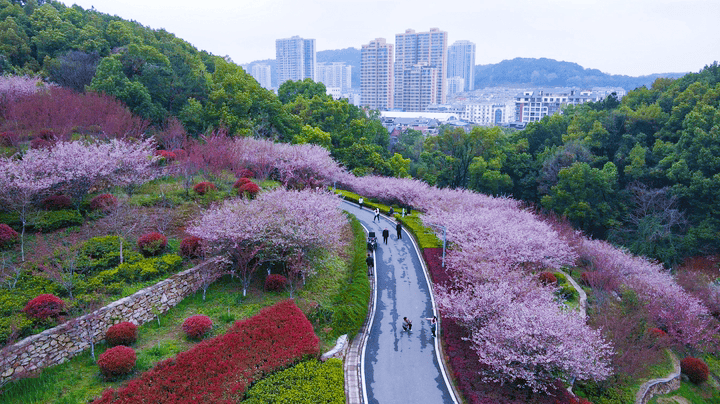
[[75, 235, 143, 274], [244, 359, 344, 404], [81, 254, 183, 289], [32, 210, 84, 232], [0, 271, 59, 345]]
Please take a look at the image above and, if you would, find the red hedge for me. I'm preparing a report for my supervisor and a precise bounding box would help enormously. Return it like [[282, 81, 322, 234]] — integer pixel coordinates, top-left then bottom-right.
[[95, 300, 319, 403], [180, 236, 202, 258], [233, 177, 253, 189], [137, 232, 167, 256], [649, 328, 667, 338], [22, 294, 65, 320], [182, 315, 213, 339], [42, 194, 73, 210], [90, 194, 118, 211], [237, 182, 260, 198], [236, 168, 254, 178], [97, 346, 136, 378], [681, 357, 709, 384], [155, 150, 177, 161], [539, 272, 558, 285], [265, 274, 288, 292], [105, 322, 138, 347], [0, 223, 19, 248], [171, 149, 187, 160], [193, 182, 217, 195]]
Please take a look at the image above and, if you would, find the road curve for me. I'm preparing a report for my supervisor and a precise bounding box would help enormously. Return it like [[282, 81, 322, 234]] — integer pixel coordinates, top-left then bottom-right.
[[343, 201, 457, 404]]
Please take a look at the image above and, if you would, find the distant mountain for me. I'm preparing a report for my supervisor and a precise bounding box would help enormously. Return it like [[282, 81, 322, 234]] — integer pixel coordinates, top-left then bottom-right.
[[474, 58, 686, 91], [246, 53, 686, 92]]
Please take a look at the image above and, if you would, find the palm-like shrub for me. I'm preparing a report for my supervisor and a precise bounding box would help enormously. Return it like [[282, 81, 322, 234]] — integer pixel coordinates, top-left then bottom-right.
[[105, 322, 138, 346], [137, 232, 167, 256], [97, 346, 136, 378], [180, 236, 202, 258], [681, 357, 709, 384], [193, 182, 217, 195], [22, 294, 65, 320], [265, 274, 288, 292], [90, 194, 118, 211], [0, 223, 19, 248], [182, 315, 213, 339]]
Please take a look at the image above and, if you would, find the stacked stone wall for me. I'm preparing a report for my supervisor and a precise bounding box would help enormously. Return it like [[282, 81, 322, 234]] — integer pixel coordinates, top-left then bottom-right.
[[0, 259, 223, 386]]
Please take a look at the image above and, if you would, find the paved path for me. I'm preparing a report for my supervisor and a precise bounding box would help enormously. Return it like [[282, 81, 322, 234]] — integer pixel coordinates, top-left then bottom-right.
[[343, 201, 457, 404]]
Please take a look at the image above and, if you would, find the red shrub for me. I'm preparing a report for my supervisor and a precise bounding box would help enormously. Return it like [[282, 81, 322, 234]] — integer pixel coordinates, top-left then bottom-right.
[[233, 177, 253, 189], [22, 294, 65, 320], [90, 194, 118, 211], [171, 149, 187, 160], [649, 327, 667, 338], [182, 315, 213, 339], [137, 232, 167, 256], [94, 300, 319, 403], [236, 168, 254, 178], [97, 346, 136, 378], [180, 236, 202, 258], [193, 181, 217, 195], [539, 272, 557, 285], [0, 223, 19, 248], [42, 194, 73, 210], [155, 150, 176, 160], [105, 322, 138, 347], [265, 274, 287, 292], [0, 131, 19, 147], [30, 137, 54, 149], [681, 357, 709, 384], [237, 181, 260, 198]]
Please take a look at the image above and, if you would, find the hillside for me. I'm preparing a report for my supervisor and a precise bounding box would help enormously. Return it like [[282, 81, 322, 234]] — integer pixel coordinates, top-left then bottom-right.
[[474, 57, 686, 90]]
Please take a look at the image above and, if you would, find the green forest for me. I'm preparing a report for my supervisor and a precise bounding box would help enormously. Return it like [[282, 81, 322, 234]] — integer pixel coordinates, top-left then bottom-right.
[[2, 0, 720, 267]]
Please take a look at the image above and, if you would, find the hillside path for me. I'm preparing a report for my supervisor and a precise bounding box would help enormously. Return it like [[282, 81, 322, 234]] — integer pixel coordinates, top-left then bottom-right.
[[342, 201, 457, 404]]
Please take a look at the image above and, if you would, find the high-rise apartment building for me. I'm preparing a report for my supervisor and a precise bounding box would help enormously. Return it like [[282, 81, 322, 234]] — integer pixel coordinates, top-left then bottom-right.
[[393, 28, 448, 112], [275, 36, 316, 86], [447, 40, 476, 92], [249, 63, 272, 89], [360, 38, 394, 111], [316, 62, 352, 92]]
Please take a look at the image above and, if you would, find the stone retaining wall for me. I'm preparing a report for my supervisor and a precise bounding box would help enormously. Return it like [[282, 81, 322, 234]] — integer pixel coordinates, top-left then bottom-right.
[[0, 259, 223, 387], [635, 351, 681, 404]]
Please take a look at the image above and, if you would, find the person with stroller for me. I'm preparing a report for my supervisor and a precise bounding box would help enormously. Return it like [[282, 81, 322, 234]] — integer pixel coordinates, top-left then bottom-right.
[[402, 317, 412, 332]]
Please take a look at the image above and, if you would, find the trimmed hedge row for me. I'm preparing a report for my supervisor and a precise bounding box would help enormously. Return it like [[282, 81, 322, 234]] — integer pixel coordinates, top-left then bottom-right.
[[244, 359, 344, 404], [78, 254, 183, 294], [0, 209, 83, 233], [94, 300, 319, 403]]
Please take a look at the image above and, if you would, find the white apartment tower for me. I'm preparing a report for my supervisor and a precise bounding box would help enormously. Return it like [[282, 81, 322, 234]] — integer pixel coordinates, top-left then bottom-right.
[[316, 62, 352, 92], [276, 36, 316, 86], [250, 64, 272, 89], [447, 40, 476, 92], [361, 38, 394, 111], [393, 28, 448, 112]]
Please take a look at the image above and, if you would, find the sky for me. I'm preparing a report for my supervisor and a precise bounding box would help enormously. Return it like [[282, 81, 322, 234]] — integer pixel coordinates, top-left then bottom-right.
[[60, 0, 719, 77]]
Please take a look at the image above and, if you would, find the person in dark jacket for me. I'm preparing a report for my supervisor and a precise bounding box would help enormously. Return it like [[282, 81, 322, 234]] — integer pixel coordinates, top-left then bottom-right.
[[396, 222, 402, 239], [382, 228, 389, 244], [366, 253, 374, 276]]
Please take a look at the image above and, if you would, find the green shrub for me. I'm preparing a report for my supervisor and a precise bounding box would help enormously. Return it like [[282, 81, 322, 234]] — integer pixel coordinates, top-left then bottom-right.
[[0, 271, 58, 345], [75, 236, 143, 274], [554, 272, 568, 284], [0, 211, 21, 230], [244, 359, 344, 404], [556, 284, 578, 302], [31, 210, 83, 232], [90, 255, 183, 285], [397, 213, 442, 249]]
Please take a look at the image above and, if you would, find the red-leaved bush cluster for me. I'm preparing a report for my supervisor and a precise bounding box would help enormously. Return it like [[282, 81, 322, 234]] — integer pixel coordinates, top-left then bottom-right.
[[105, 322, 138, 347], [649, 328, 667, 338], [680, 357, 709, 384], [233, 177, 253, 189], [97, 345, 137, 379], [90, 194, 118, 211], [538, 272, 557, 285], [193, 181, 217, 195], [42, 194, 73, 210], [22, 294, 65, 320], [137, 232, 167, 256], [0, 223, 19, 248], [94, 300, 319, 403], [182, 315, 213, 339], [265, 274, 288, 292], [155, 150, 177, 161], [172, 149, 187, 161], [180, 236, 202, 258], [237, 181, 260, 198]]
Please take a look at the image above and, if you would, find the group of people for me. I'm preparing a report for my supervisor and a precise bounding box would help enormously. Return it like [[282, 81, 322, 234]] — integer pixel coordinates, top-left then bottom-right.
[[402, 316, 437, 337]]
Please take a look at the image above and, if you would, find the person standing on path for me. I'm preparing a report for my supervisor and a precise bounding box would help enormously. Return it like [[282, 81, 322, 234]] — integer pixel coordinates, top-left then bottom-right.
[[358, 197, 364, 210], [382, 228, 389, 244], [366, 253, 374, 276], [425, 316, 437, 337], [396, 221, 402, 239], [373, 208, 380, 222], [402, 317, 412, 332]]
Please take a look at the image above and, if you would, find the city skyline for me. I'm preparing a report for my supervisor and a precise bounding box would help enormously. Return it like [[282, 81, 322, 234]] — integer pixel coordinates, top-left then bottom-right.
[[59, 0, 719, 77]]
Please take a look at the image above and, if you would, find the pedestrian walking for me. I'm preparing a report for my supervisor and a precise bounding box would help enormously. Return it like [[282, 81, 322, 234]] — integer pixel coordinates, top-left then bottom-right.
[[358, 197, 364, 210], [396, 221, 402, 239], [402, 317, 412, 332], [382, 228, 389, 244], [373, 207, 380, 222], [366, 253, 374, 276], [425, 316, 437, 337]]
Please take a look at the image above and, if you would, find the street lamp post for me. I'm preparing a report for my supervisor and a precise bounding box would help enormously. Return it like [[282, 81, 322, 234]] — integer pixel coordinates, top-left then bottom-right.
[[428, 223, 447, 267]]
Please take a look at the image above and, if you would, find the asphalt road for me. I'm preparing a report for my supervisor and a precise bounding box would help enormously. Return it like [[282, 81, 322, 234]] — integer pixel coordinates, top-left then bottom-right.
[[343, 201, 456, 404]]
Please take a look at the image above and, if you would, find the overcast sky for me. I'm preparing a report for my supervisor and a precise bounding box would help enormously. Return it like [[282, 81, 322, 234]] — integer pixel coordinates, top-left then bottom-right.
[[60, 0, 718, 76]]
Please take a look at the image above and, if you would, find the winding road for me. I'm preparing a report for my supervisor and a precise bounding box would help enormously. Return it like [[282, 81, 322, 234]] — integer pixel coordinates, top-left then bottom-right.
[[343, 201, 457, 404]]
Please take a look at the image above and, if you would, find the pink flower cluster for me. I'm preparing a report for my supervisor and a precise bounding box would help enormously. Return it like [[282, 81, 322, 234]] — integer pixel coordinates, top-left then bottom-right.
[[94, 300, 319, 403]]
